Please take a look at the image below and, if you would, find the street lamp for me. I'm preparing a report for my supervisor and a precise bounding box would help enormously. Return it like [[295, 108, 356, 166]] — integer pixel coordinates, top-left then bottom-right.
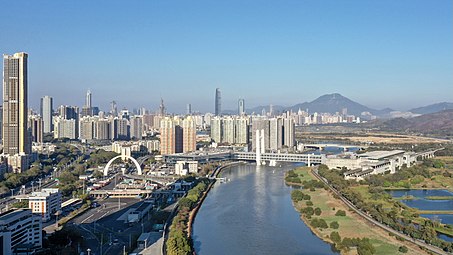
[[87, 248, 91, 255]]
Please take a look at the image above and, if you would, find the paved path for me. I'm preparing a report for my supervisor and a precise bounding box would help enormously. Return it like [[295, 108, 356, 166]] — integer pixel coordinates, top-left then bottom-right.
[[312, 169, 449, 255]]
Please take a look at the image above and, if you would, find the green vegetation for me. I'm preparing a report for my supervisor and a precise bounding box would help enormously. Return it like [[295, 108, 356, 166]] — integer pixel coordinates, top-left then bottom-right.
[[335, 210, 346, 216], [399, 245, 408, 253], [318, 162, 453, 253], [12, 200, 28, 208], [425, 196, 453, 200], [285, 170, 302, 183], [287, 167, 409, 254], [166, 178, 211, 255], [330, 221, 339, 229], [310, 218, 328, 229]]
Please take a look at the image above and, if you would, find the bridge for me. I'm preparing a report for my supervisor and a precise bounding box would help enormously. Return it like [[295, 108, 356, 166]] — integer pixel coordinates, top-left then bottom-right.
[[417, 148, 443, 160], [303, 143, 365, 151], [233, 152, 325, 166]]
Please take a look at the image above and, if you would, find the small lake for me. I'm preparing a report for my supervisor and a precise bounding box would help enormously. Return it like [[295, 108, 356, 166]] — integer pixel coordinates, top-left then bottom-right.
[[387, 189, 453, 211], [387, 189, 453, 242]]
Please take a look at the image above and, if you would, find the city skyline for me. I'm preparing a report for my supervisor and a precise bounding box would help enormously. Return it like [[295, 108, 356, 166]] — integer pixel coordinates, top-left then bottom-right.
[[0, 1, 451, 113]]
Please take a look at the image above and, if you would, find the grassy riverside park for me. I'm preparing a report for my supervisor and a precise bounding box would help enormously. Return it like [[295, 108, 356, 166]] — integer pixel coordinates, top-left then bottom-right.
[[286, 167, 428, 255]]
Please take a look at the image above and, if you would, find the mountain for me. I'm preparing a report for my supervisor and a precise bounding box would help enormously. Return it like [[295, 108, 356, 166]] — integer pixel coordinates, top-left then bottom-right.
[[409, 102, 453, 115], [378, 109, 453, 135], [288, 93, 392, 116]]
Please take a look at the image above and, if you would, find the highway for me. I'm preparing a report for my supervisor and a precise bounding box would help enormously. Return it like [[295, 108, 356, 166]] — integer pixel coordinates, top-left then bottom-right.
[[312, 169, 450, 255]]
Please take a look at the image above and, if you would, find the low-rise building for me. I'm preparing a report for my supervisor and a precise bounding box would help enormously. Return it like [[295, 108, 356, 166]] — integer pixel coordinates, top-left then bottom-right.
[[0, 209, 42, 255], [28, 188, 62, 222], [175, 161, 198, 176]]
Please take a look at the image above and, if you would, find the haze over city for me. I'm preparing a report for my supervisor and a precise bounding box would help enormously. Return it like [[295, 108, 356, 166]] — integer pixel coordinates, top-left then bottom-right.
[[1, 0, 452, 113], [1, 1, 453, 255]]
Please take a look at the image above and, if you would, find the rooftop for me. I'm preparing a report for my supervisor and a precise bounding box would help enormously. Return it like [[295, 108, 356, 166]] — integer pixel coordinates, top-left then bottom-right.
[[359, 150, 405, 160]]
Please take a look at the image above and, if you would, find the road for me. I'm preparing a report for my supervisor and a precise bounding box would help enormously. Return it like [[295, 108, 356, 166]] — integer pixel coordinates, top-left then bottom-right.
[[312, 169, 449, 255], [70, 196, 162, 255]]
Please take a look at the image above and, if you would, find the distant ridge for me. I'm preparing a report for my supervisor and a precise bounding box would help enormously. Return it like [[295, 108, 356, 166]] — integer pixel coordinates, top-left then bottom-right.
[[409, 102, 453, 115], [244, 93, 392, 116], [377, 109, 453, 136]]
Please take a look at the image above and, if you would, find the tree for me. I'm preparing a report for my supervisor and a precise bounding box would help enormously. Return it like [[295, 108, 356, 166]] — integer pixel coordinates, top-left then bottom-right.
[[314, 207, 322, 216], [330, 221, 339, 229], [330, 231, 341, 243]]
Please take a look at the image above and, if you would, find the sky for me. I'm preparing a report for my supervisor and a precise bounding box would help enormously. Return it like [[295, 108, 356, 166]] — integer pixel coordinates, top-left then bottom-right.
[[1, 0, 452, 113]]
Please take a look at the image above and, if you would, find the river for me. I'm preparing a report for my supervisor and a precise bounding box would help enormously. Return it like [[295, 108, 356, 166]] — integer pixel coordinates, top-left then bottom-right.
[[193, 163, 337, 255]]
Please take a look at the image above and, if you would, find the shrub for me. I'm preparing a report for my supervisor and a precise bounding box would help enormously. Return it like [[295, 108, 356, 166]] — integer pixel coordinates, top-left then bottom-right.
[[335, 210, 346, 216], [398, 246, 408, 253]]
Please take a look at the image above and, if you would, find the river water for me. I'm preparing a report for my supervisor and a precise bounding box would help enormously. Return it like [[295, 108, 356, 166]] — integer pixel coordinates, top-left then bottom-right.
[[193, 164, 337, 255]]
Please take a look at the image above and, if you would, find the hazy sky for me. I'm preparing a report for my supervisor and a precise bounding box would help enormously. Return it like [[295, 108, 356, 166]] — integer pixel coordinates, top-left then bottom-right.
[[1, 0, 452, 113]]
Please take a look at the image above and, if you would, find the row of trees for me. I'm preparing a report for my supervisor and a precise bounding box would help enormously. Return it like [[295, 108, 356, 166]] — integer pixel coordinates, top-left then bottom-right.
[[166, 178, 211, 255]]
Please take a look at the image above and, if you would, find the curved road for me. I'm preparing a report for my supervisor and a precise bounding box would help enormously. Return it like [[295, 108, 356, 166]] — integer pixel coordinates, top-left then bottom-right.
[[312, 169, 449, 255]]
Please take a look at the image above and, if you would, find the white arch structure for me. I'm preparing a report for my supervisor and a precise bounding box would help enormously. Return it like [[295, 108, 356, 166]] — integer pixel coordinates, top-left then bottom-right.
[[103, 155, 142, 176]]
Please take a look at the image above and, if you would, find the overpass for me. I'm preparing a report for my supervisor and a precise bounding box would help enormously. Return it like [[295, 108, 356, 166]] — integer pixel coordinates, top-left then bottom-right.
[[417, 148, 443, 160]]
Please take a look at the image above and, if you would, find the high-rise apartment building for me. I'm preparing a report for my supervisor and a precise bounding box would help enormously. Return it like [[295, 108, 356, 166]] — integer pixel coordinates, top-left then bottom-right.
[[2, 52, 30, 156], [160, 117, 175, 154], [28, 115, 43, 143], [182, 116, 196, 153], [130, 116, 143, 139], [40, 96, 53, 133], [215, 88, 221, 116], [210, 117, 222, 143]]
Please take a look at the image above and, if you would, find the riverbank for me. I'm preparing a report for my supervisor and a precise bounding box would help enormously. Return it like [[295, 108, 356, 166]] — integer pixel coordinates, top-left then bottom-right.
[[286, 167, 428, 255]]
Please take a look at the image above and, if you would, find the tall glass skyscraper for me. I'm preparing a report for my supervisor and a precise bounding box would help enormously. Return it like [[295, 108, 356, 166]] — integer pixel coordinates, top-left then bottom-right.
[[215, 88, 221, 116]]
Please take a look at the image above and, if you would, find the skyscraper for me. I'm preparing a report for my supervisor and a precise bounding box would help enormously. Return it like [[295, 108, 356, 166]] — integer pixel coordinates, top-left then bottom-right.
[[159, 98, 166, 116], [40, 96, 53, 133], [186, 104, 192, 115], [3, 52, 30, 156], [86, 90, 92, 109], [238, 99, 245, 115], [215, 88, 221, 116]]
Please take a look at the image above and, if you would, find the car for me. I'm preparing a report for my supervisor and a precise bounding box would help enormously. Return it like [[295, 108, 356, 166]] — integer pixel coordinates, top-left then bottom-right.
[[113, 239, 119, 245]]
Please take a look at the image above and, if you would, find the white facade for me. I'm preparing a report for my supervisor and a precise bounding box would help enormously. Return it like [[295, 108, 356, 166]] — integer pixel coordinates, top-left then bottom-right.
[[175, 161, 198, 175], [54, 117, 77, 139], [28, 188, 61, 222], [40, 96, 53, 133]]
